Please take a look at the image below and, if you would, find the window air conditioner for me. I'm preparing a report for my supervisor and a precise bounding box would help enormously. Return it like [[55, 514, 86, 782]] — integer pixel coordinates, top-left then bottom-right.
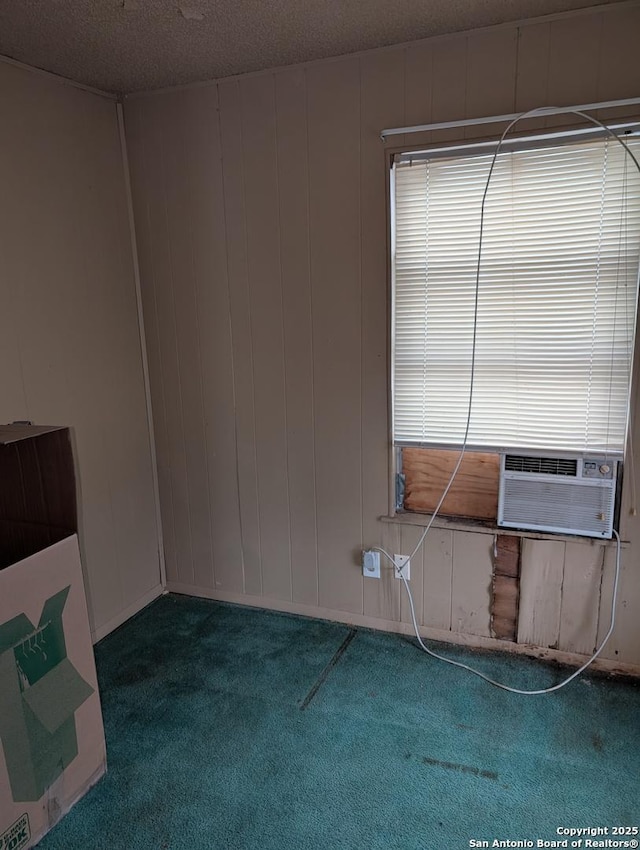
[[498, 454, 617, 539]]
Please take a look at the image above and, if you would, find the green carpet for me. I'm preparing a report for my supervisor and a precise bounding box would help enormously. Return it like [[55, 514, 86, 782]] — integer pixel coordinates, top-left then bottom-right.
[[38, 594, 640, 850]]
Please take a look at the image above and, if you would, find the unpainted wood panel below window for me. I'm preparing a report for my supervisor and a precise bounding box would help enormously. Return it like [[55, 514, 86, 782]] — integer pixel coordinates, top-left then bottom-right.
[[403, 447, 499, 520]]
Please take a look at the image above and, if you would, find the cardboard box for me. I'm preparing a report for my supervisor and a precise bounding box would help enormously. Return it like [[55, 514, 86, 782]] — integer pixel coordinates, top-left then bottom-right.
[[0, 425, 106, 850]]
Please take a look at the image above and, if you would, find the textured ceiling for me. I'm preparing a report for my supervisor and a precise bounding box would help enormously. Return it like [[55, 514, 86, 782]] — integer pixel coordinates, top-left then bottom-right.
[[0, 0, 625, 94]]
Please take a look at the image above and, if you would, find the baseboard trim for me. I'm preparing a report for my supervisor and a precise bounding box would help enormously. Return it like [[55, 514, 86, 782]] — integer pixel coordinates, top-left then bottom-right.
[[92, 584, 164, 643], [165, 581, 640, 678]]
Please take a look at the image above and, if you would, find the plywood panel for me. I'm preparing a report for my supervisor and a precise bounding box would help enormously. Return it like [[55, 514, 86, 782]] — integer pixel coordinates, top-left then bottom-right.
[[491, 535, 521, 641], [403, 448, 499, 520], [218, 78, 262, 596], [491, 575, 519, 641], [559, 542, 604, 655], [240, 73, 292, 602], [518, 539, 565, 648], [306, 59, 363, 614], [275, 68, 318, 607], [182, 85, 245, 593], [493, 534, 521, 578], [451, 531, 492, 637], [360, 49, 406, 623]]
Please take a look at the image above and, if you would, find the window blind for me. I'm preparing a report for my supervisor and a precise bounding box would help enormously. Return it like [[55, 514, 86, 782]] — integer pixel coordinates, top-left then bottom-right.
[[392, 135, 640, 455]]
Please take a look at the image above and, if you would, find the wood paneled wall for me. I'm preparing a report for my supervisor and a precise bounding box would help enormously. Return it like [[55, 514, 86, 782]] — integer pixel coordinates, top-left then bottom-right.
[[124, 1, 640, 668], [0, 61, 162, 639]]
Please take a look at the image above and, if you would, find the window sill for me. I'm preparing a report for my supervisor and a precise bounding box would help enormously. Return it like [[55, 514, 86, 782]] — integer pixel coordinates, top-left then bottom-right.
[[379, 511, 629, 548]]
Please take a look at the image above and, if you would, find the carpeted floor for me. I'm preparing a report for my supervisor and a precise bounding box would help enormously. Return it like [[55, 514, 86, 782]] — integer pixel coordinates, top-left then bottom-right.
[[39, 594, 640, 849]]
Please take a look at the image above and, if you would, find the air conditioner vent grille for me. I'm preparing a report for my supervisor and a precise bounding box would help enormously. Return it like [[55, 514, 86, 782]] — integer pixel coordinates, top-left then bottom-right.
[[504, 455, 578, 476], [501, 478, 613, 535]]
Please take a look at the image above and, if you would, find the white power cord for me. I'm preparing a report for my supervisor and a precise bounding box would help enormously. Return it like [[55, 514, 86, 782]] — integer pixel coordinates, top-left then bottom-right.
[[374, 535, 620, 695], [404, 107, 640, 567], [380, 106, 640, 693]]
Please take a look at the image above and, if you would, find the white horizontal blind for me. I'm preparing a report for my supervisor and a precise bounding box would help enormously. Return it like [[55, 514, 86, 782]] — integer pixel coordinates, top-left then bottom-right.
[[392, 136, 640, 454]]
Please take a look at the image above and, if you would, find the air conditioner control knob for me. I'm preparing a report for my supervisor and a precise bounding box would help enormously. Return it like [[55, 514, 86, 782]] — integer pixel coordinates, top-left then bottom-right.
[[599, 464, 610, 475]]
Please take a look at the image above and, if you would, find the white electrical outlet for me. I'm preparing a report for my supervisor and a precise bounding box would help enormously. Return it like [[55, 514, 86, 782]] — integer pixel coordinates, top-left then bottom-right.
[[393, 554, 410, 580], [362, 550, 381, 579]]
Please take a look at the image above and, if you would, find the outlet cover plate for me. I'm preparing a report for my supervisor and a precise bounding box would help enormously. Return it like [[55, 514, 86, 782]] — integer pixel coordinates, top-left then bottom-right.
[[362, 550, 381, 579], [393, 554, 410, 580]]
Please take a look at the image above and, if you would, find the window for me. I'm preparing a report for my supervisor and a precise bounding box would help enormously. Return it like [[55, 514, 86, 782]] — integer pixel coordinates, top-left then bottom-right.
[[391, 130, 640, 459]]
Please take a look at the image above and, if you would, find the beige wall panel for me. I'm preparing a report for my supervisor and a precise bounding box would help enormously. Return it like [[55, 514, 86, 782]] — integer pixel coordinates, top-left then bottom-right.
[[274, 68, 319, 607], [597, 4, 640, 113], [239, 73, 293, 602], [559, 542, 604, 655], [596, 544, 616, 656], [598, 298, 640, 664], [430, 37, 468, 145], [124, 101, 179, 585], [156, 92, 215, 590], [15, 86, 128, 622], [403, 42, 434, 148], [134, 97, 195, 587], [306, 59, 363, 614], [398, 525, 424, 627], [0, 63, 160, 635], [421, 528, 454, 632], [620, 551, 640, 667], [599, 528, 640, 664], [360, 50, 405, 622], [465, 28, 518, 138], [0, 71, 35, 415], [595, 541, 638, 663], [125, 4, 640, 665], [451, 531, 492, 637], [73, 95, 140, 612], [0, 77, 119, 626], [518, 539, 565, 648], [545, 13, 603, 129], [363, 523, 400, 623], [597, 308, 640, 665], [515, 22, 552, 116], [78, 94, 160, 607], [127, 99, 182, 588], [182, 86, 245, 592], [218, 78, 262, 595]]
